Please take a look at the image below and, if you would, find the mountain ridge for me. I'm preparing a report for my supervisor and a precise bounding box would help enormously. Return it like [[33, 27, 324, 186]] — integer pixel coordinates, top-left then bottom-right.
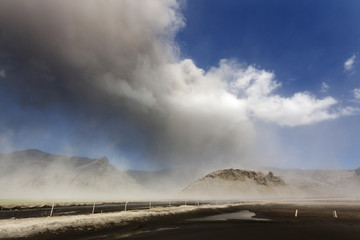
[[0, 149, 142, 200], [2, 149, 360, 200]]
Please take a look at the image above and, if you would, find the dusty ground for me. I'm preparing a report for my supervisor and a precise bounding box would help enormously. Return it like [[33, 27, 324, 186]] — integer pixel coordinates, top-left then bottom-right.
[[107, 203, 360, 240], [4, 201, 360, 240]]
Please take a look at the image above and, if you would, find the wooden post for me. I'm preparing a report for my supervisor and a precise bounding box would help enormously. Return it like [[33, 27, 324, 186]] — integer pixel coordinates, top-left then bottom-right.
[[50, 203, 55, 217], [333, 210, 338, 218], [295, 209, 298, 218], [92, 203, 96, 214], [124, 202, 128, 211]]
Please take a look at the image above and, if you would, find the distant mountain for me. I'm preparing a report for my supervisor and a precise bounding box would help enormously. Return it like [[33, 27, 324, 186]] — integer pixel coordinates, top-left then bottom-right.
[[182, 168, 297, 199], [199, 169, 286, 186], [129, 166, 360, 199], [0, 149, 94, 171], [0, 149, 143, 200], [2, 149, 360, 200]]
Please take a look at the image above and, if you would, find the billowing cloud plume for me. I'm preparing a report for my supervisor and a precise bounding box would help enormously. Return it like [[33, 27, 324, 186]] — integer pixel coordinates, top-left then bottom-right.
[[344, 54, 356, 71], [0, 0, 355, 167]]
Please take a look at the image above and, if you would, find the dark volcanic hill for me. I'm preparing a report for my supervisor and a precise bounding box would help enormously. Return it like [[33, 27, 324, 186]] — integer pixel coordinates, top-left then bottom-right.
[[0, 149, 142, 199], [182, 168, 296, 199], [201, 169, 286, 186]]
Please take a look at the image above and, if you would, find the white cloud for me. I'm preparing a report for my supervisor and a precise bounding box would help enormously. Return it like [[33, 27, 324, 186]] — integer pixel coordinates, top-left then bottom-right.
[[0, 69, 5, 78], [154, 58, 356, 128], [344, 54, 356, 71], [353, 88, 360, 100], [320, 82, 329, 93], [204, 60, 352, 126]]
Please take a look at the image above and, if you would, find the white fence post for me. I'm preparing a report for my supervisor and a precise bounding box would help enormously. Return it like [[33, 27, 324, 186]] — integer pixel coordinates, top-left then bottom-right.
[[92, 203, 96, 214], [49, 203, 55, 217], [333, 210, 338, 218]]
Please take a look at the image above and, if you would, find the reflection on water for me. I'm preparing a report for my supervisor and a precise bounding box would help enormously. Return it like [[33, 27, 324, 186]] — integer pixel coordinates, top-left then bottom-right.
[[189, 210, 270, 221]]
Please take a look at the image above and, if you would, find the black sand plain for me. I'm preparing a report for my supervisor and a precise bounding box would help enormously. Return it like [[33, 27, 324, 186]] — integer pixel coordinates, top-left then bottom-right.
[[13, 201, 360, 240]]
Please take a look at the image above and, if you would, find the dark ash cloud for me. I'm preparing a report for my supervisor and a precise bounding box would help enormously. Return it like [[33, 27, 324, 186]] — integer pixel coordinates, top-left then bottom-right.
[[0, 0, 351, 168]]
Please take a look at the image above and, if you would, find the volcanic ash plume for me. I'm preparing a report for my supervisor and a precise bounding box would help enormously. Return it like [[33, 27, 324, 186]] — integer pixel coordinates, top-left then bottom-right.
[[0, 0, 352, 168]]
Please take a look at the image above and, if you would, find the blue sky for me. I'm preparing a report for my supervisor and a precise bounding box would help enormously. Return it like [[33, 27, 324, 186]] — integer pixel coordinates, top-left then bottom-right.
[[0, 0, 359, 170], [177, 0, 360, 95], [176, 0, 360, 169]]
